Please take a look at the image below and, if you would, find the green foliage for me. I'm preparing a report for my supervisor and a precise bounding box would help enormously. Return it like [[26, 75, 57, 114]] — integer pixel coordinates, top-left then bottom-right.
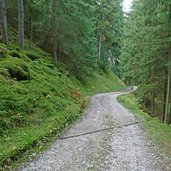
[[0, 45, 125, 168], [0, 47, 7, 58], [0, 0, 125, 168], [84, 70, 125, 95], [120, 0, 171, 122], [94, 0, 124, 73], [2, 0, 124, 79], [24, 50, 41, 60], [118, 94, 171, 157], [0, 57, 30, 80], [8, 50, 21, 58]]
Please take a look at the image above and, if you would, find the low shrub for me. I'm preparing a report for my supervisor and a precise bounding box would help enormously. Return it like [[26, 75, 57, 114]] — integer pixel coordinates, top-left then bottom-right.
[[24, 51, 41, 60]]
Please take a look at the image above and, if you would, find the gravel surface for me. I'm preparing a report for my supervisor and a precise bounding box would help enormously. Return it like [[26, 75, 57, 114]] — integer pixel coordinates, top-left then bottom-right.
[[19, 90, 169, 171]]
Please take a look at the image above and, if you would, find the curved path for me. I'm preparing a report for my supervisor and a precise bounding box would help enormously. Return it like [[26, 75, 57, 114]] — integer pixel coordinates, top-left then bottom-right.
[[20, 90, 169, 171]]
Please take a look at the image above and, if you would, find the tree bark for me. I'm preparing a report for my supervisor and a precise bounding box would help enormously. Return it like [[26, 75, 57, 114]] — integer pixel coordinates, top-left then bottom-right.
[[18, 0, 24, 49], [164, 3, 171, 123], [163, 70, 168, 122], [151, 90, 155, 117], [29, 15, 33, 48], [0, 0, 8, 44], [29, 0, 33, 48], [98, 34, 102, 62], [164, 69, 170, 123], [52, 0, 57, 60]]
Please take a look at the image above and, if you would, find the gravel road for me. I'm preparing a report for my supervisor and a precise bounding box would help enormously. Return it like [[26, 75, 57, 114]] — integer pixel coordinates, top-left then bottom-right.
[[19, 90, 169, 171]]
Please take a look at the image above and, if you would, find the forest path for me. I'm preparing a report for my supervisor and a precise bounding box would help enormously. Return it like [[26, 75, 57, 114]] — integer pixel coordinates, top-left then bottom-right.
[[20, 90, 169, 171]]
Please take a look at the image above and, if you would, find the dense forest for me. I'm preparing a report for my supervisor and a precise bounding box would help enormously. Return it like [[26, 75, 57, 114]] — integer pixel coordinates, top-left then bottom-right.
[[121, 0, 171, 124], [0, 0, 125, 168], [0, 0, 123, 79], [1, 0, 171, 169]]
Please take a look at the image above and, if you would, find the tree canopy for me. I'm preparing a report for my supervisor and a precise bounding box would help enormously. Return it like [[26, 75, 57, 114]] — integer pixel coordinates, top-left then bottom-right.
[[121, 0, 171, 123], [0, 0, 123, 79]]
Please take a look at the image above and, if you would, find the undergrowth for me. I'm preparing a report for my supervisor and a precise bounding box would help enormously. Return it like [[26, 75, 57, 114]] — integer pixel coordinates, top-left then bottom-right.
[[0, 43, 125, 170], [118, 94, 171, 159]]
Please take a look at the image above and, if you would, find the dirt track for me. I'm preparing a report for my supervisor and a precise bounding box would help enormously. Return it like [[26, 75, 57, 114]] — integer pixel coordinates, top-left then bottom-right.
[[20, 91, 169, 171]]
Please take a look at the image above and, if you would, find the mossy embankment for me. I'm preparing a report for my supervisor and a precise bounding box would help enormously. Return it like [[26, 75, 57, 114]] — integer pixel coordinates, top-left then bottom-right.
[[0, 43, 125, 169], [118, 94, 171, 159]]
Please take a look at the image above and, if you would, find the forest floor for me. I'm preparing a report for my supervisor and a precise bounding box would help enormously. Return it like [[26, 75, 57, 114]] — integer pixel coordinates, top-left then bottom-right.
[[18, 89, 170, 171]]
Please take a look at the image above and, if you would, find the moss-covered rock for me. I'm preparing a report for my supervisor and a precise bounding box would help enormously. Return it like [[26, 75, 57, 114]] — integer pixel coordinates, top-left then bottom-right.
[[0, 58, 30, 80], [9, 50, 21, 58]]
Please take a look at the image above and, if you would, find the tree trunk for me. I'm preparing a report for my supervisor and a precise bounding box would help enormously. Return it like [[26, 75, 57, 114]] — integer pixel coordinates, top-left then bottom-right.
[[151, 90, 155, 117], [52, 0, 57, 60], [164, 3, 171, 123], [98, 35, 102, 62], [163, 70, 168, 122], [18, 0, 24, 49], [29, 15, 33, 48], [164, 69, 170, 123], [29, 0, 33, 48], [0, 0, 8, 44], [164, 43, 171, 123]]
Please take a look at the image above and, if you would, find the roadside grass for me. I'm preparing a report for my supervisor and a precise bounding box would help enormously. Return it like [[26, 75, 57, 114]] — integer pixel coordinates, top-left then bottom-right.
[[84, 71, 126, 96], [118, 93, 171, 157], [0, 43, 125, 170]]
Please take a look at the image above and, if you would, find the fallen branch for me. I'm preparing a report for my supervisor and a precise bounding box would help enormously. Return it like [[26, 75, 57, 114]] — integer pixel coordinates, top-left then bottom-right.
[[61, 121, 139, 140]]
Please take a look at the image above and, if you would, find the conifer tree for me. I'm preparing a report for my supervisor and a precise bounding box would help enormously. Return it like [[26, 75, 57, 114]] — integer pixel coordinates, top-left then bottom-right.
[[121, 0, 171, 123], [18, 0, 24, 48], [0, 0, 8, 44]]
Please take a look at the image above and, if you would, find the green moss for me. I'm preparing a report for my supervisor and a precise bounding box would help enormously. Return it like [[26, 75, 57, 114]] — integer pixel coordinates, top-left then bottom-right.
[[0, 68, 10, 77], [0, 43, 7, 49], [0, 43, 125, 169], [84, 70, 126, 95], [32, 47, 49, 57], [8, 50, 21, 58], [8, 28, 18, 43], [24, 50, 42, 60], [7, 45, 20, 51], [0, 58, 30, 80]]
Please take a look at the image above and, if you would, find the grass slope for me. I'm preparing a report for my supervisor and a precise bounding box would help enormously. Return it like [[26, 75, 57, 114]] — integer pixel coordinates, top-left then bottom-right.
[[118, 94, 171, 159], [0, 43, 125, 169]]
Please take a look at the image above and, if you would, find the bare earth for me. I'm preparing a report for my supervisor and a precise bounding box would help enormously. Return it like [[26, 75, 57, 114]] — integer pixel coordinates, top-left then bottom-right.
[[20, 91, 169, 171]]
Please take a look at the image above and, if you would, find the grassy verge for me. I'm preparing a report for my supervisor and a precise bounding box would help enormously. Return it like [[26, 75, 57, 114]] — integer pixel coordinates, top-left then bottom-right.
[[0, 43, 125, 170], [83, 71, 126, 96], [118, 93, 171, 157]]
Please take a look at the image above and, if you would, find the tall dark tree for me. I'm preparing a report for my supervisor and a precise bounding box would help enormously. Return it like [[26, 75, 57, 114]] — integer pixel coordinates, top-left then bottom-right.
[[28, 0, 33, 48], [51, 0, 57, 60], [0, 0, 124, 78], [0, 0, 8, 44], [18, 0, 24, 48], [121, 0, 171, 123]]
